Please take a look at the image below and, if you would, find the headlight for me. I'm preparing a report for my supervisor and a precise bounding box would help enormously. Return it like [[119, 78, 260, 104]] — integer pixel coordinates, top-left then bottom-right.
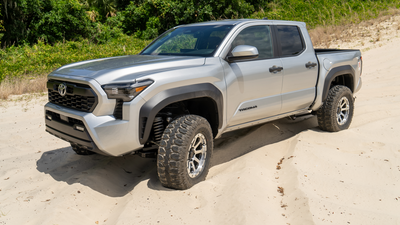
[[102, 80, 153, 102]]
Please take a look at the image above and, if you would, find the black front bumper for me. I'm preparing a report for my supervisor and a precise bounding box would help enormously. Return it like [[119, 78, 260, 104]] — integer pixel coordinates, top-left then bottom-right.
[[45, 110, 102, 154]]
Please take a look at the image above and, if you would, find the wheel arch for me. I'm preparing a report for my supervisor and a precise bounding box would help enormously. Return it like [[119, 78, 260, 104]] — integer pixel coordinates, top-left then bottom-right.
[[139, 83, 223, 145], [322, 65, 355, 102]]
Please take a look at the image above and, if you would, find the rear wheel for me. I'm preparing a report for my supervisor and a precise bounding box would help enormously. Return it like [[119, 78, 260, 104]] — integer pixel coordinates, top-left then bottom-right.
[[317, 85, 354, 132], [157, 115, 213, 190]]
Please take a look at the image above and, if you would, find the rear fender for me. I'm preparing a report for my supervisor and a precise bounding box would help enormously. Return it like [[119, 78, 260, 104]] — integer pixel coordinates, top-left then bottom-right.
[[322, 65, 355, 102]]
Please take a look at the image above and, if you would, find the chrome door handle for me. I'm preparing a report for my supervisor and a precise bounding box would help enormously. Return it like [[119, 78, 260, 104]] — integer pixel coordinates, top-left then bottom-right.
[[269, 65, 283, 73], [305, 62, 317, 68]]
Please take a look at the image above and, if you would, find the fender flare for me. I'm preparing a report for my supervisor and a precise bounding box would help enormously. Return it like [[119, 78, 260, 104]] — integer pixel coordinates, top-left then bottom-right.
[[139, 83, 223, 145], [322, 65, 355, 102]]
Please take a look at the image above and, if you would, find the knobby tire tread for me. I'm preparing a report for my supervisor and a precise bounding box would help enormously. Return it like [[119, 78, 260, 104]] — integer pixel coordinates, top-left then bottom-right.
[[157, 115, 212, 190], [317, 85, 354, 132]]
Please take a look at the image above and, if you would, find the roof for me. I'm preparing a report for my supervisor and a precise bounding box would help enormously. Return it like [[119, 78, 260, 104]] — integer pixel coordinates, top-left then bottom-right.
[[176, 19, 306, 28]]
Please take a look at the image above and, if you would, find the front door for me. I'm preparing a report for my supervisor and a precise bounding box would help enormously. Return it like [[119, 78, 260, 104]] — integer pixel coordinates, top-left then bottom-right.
[[223, 25, 283, 127]]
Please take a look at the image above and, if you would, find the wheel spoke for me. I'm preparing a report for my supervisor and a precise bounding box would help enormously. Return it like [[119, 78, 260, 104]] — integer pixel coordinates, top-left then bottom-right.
[[194, 139, 202, 149], [189, 161, 195, 171], [193, 156, 200, 163], [194, 145, 204, 154]]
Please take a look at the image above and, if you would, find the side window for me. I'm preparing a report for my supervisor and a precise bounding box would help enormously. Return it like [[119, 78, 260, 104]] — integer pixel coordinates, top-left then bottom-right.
[[231, 25, 274, 59], [276, 26, 304, 56]]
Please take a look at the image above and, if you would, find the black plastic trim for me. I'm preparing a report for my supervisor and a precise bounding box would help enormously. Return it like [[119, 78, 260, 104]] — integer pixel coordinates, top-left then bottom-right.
[[139, 83, 223, 144], [46, 119, 91, 142], [271, 26, 282, 57], [45, 111, 102, 154], [47, 80, 98, 112], [322, 65, 355, 102]]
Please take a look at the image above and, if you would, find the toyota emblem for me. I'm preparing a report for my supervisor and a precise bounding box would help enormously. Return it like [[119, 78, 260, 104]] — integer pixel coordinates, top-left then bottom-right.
[[58, 83, 67, 97]]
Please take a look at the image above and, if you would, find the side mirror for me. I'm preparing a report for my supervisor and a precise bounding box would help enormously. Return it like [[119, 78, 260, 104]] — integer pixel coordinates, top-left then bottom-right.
[[227, 45, 259, 62]]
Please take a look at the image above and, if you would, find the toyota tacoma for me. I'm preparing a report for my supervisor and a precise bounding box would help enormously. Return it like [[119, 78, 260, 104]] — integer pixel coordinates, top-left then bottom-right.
[[45, 19, 362, 189]]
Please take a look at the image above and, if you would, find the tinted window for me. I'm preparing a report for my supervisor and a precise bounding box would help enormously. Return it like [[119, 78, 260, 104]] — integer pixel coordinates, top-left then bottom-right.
[[231, 25, 274, 59], [141, 25, 233, 57], [277, 26, 304, 56]]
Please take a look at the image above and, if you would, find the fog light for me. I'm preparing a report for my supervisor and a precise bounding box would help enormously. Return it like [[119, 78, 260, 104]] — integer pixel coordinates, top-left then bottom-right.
[[46, 114, 52, 120], [75, 125, 85, 132]]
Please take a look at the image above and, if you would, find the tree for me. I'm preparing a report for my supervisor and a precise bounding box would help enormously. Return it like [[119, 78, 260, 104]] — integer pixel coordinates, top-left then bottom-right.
[[0, 0, 96, 47], [0, 0, 46, 47], [87, 0, 116, 22], [122, 0, 255, 39]]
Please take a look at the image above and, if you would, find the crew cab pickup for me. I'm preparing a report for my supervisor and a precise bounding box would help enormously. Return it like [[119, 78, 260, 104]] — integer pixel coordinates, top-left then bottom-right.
[[45, 19, 362, 189]]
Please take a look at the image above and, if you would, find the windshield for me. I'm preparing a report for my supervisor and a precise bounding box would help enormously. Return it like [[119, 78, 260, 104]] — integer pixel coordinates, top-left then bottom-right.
[[140, 25, 234, 57]]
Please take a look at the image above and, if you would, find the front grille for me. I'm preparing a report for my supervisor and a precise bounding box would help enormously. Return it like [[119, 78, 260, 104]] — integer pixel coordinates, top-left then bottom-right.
[[47, 80, 98, 112]]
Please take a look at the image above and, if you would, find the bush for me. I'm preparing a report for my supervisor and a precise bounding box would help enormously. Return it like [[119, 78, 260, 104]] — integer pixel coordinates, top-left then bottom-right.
[[29, 0, 94, 44], [0, 35, 150, 83], [252, 0, 400, 28], [0, 0, 116, 47], [122, 0, 256, 39], [0, 0, 45, 47]]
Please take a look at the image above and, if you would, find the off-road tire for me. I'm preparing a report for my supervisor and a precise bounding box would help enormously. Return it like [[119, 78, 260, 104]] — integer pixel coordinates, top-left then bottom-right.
[[71, 144, 95, 155], [317, 85, 354, 132], [157, 115, 213, 190]]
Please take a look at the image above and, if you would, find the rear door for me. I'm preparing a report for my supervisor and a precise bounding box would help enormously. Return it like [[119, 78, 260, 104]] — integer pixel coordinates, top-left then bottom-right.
[[275, 25, 319, 113]]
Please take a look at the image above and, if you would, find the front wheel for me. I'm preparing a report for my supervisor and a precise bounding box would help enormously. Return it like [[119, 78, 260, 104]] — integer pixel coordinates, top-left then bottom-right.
[[157, 115, 213, 190], [317, 85, 354, 132]]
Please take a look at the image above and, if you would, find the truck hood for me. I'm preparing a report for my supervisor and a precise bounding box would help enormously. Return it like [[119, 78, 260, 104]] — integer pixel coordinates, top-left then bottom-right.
[[51, 55, 206, 85]]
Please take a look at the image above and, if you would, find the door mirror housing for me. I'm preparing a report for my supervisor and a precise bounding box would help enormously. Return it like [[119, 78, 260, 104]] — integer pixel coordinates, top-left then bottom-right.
[[227, 45, 259, 62]]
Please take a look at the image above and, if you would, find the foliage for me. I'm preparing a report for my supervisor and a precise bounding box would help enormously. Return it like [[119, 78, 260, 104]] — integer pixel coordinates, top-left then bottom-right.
[[252, 0, 400, 28], [0, 0, 123, 47], [0, 0, 46, 47], [29, 0, 95, 44], [0, 36, 150, 82], [0, 2, 3, 31], [122, 0, 256, 39], [87, 0, 116, 22]]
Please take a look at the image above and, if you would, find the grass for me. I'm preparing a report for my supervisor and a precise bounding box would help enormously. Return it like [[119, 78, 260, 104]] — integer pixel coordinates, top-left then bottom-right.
[[0, 35, 150, 99], [309, 8, 400, 48], [251, 0, 400, 29]]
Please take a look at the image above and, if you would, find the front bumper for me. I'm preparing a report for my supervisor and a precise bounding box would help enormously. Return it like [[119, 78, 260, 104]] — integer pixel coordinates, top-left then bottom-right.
[[45, 102, 143, 156]]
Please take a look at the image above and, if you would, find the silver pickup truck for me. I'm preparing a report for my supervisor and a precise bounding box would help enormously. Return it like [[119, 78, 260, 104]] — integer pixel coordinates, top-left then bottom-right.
[[45, 19, 362, 189]]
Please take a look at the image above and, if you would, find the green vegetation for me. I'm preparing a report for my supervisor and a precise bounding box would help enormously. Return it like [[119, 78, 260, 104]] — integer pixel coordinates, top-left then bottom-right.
[[0, 0, 399, 85], [254, 0, 400, 28], [0, 36, 150, 82]]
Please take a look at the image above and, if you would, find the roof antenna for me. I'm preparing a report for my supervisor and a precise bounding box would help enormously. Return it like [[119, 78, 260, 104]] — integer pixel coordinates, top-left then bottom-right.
[[262, 17, 268, 20]]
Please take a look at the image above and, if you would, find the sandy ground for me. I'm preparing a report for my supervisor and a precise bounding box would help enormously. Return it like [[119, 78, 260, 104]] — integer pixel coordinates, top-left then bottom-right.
[[1, 27, 400, 225]]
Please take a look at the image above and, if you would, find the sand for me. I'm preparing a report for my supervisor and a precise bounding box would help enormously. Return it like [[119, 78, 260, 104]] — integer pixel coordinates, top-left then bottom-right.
[[1, 25, 400, 225]]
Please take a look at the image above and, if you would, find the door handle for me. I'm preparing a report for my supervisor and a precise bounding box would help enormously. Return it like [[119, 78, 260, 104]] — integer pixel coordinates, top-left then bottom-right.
[[305, 62, 317, 68], [269, 65, 283, 73]]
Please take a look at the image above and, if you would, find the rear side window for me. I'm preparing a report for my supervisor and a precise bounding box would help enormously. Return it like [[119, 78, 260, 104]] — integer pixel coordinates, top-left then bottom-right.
[[276, 26, 304, 56]]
